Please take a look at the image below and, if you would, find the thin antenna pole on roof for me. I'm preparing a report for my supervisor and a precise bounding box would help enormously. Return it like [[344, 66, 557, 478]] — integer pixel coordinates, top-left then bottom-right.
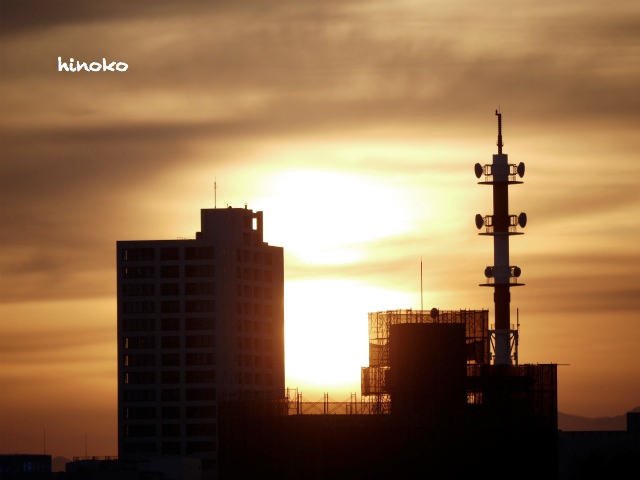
[[420, 257, 424, 312], [215, 178, 217, 209]]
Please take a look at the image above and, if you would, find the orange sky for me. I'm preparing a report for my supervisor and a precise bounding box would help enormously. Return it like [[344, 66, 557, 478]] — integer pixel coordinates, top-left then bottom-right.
[[1, 0, 639, 460]]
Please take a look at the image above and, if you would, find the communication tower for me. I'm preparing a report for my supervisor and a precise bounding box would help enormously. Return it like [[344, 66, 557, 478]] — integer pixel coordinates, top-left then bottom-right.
[[474, 111, 526, 365]]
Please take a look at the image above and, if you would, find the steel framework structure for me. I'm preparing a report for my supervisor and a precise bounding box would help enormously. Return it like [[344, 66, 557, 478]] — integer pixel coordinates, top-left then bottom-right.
[[361, 309, 490, 412]]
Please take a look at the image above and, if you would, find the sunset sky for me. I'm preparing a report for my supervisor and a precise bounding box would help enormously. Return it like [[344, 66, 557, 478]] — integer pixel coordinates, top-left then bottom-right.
[[1, 0, 639, 460]]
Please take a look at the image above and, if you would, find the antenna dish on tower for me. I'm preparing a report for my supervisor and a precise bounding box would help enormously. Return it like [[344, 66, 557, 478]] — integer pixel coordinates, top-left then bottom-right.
[[518, 212, 527, 228]]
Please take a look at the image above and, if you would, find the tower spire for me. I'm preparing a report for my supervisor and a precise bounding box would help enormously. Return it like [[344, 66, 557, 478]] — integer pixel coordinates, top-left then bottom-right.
[[496, 109, 503, 155]]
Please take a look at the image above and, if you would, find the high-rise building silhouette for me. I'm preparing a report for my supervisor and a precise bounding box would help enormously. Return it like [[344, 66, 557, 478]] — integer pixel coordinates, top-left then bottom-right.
[[116, 206, 284, 475]]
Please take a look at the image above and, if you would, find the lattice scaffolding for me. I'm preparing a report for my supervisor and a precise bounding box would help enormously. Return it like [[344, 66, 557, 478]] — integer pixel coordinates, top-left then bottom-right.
[[361, 308, 490, 411]]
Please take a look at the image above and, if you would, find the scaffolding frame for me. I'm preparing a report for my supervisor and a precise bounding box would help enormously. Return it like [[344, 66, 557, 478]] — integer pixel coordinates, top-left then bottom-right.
[[361, 309, 490, 411]]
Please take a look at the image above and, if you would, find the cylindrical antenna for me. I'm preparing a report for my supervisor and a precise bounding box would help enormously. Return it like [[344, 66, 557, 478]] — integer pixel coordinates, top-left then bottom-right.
[[214, 178, 217, 209], [496, 109, 503, 154]]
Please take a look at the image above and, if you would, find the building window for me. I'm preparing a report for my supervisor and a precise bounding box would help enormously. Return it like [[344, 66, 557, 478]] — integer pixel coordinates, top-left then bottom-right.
[[161, 283, 180, 296], [161, 265, 180, 278], [185, 300, 215, 313], [186, 388, 216, 401], [185, 318, 215, 331], [121, 248, 155, 262], [122, 284, 155, 297], [162, 424, 180, 436], [161, 318, 180, 331], [186, 406, 217, 419], [125, 424, 156, 438], [161, 336, 180, 348], [122, 442, 156, 454], [124, 368, 155, 386], [185, 335, 215, 348], [122, 319, 155, 333], [161, 389, 180, 401], [162, 406, 181, 419], [125, 406, 156, 420], [185, 265, 215, 278], [122, 266, 155, 279], [162, 371, 180, 384], [160, 247, 180, 260], [186, 370, 216, 383], [124, 354, 155, 367], [161, 354, 180, 367], [186, 423, 216, 436], [161, 301, 180, 314], [123, 301, 155, 314], [185, 353, 215, 366], [185, 246, 215, 260], [123, 389, 156, 402], [123, 336, 155, 349], [185, 282, 215, 295]]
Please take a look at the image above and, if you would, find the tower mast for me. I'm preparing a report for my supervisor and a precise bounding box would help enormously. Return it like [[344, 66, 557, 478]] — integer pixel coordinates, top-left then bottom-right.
[[474, 111, 526, 365]]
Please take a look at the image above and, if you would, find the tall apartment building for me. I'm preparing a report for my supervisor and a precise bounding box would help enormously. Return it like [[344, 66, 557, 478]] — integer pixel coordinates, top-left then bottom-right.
[[116, 206, 284, 475]]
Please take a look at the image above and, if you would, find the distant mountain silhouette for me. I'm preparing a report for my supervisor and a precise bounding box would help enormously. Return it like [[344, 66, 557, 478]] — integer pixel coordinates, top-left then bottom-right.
[[558, 406, 639, 431], [52, 456, 71, 472]]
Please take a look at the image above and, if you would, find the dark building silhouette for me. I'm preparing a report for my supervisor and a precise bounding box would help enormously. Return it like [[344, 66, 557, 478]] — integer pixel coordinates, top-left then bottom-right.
[[217, 113, 558, 479], [218, 307, 558, 479], [558, 412, 640, 479], [113, 113, 563, 479], [116, 206, 284, 478], [0, 454, 51, 479]]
